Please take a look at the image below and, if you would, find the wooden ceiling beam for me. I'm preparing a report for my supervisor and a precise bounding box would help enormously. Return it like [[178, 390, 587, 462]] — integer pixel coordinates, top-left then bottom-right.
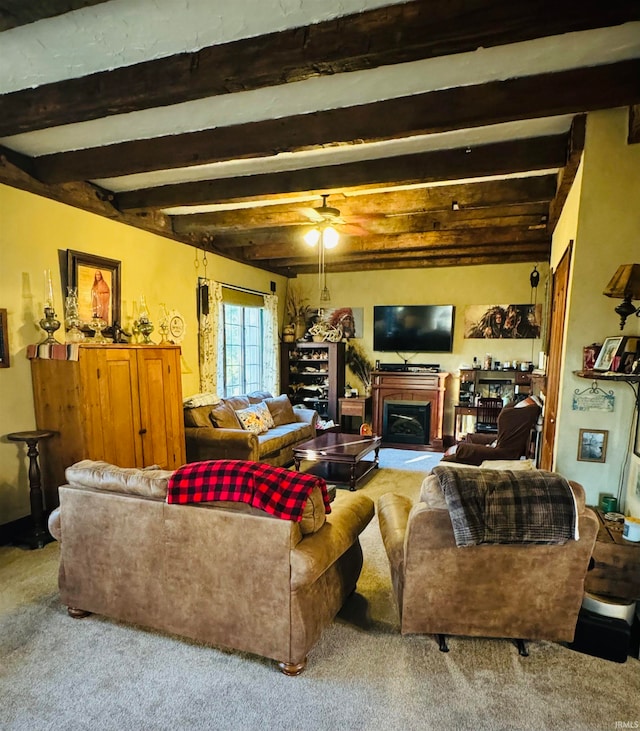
[[176, 203, 548, 239], [116, 136, 567, 211], [279, 249, 550, 274], [171, 177, 556, 233], [34, 60, 640, 183], [547, 114, 586, 232], [3, 1, 638, 135], [235, 227, 550, 260]]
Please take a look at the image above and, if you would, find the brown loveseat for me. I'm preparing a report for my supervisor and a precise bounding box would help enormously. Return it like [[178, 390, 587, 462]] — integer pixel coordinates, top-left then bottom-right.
[[377, 465, 598, 652], [183, 392, 317, 467], [48, 460, 374, 674]]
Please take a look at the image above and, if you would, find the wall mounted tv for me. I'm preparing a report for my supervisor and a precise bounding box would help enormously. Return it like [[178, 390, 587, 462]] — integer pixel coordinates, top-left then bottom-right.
[[373, 305, 455, 352]]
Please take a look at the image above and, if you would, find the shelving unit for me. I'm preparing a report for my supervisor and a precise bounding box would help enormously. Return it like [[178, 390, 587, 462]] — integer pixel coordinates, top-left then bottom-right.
[[458, 368, 538, 404], [280, 341, 345, 423]]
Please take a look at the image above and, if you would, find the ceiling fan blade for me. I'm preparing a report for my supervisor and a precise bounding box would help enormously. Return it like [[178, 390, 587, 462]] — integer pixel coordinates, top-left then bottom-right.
[[340, 223, 368, 236], [298, 207, 324, 223]]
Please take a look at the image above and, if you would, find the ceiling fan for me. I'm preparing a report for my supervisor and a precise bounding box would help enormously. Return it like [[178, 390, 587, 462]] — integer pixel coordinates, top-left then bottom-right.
[[299, 194, 368, 238]]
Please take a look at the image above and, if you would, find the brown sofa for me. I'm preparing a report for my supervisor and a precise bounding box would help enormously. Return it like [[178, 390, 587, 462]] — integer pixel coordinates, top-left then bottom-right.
[[183, 392, 317, 467], [377, 465, 598, 651], [48, 460, 374, 674]]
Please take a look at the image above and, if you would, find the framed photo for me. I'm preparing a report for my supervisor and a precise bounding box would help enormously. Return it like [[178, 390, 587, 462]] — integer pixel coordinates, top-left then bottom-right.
[[67, 250, 121, 336], [0, 308, 9, 368], [577, 428, 608, 463], [593, 336, 624, 371]]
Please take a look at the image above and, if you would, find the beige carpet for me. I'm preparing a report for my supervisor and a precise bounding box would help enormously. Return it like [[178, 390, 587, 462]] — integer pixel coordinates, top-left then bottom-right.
[[1, 467, 639, 731]]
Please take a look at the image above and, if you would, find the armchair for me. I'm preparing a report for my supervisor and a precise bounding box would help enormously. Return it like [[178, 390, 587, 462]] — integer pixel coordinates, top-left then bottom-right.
[[443, 399, 541, 466], [378, 467, 598, 653]]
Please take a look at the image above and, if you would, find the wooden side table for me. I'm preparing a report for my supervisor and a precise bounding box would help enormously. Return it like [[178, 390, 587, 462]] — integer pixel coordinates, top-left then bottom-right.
[[338, 397, 371, 434], [7, 429, 56, 549], [584, 507, 640, 601]]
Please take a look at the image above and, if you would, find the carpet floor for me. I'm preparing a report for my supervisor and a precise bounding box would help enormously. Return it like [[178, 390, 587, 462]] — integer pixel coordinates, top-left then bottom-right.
[[1, 464, 639, 731]]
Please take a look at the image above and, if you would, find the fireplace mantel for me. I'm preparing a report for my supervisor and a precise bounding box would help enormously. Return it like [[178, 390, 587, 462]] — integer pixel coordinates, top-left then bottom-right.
[[371, 370, 449, 450]]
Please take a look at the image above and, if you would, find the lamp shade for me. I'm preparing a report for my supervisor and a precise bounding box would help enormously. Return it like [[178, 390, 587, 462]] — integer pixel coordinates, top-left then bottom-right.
[[603, 264, 640, 330], [603, 264, 640, 299]]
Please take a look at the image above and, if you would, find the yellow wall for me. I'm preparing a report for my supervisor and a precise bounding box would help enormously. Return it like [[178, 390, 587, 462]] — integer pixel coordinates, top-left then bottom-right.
[[0, 184, 288, 523], [552, 109, 640, 509], [296, 261, 548, 433]]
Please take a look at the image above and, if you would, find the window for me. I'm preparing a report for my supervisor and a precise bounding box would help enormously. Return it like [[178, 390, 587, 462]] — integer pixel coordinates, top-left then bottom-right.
[[223, 304, 264, 395]]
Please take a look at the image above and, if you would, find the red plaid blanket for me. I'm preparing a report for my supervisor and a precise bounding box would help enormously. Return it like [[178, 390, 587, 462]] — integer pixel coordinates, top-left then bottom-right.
[[167, 460, 331, 521]]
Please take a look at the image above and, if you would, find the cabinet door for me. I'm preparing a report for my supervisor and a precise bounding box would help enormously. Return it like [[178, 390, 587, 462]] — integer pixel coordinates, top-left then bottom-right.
[[136, 347, 186, 468], [80, 347, 143, 467]]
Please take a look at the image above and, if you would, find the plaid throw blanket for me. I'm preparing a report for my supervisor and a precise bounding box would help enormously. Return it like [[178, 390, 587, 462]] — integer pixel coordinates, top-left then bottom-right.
[[432, 465, 578, 546], [167, 460, 331, 521]]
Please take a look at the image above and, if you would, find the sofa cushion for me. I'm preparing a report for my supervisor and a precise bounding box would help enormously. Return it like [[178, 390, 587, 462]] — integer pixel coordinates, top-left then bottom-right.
[[236, 401, 275, 434], [247, 390, 273, 403], [65, 460, 172, 499], [186, 405, 217, 428], [225, 395, 251, 411], [479, 459, 535, 470], [209, 400, 242, 429], [420, 474, 448, 510], [258, 422, 314, 452], [265, 394, 297, 426]]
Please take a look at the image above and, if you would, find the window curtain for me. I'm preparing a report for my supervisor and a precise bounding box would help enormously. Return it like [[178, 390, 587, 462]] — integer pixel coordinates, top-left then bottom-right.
[[198, 278, 224, 394], [262, 293, 279, 396], [198, 279, 279, 396]]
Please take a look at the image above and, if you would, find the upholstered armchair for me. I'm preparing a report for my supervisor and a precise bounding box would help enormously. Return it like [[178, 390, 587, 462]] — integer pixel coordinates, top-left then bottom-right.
[[443, 400, 541, 466], [377, 466, 598, 653]]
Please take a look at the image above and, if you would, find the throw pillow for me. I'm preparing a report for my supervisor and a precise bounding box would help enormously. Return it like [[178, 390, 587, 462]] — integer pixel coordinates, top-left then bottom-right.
[[265, 394, 297, 426], [247, 390, 273, 403], [209, 400, 242, 429], [235, 401, 275, 434]]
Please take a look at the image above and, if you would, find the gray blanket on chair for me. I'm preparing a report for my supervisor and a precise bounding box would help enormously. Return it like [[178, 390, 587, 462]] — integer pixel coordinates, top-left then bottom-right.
[[432, 465, 578, 547]]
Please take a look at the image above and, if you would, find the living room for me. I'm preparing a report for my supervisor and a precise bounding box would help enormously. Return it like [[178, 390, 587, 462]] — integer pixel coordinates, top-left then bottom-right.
[[1, 3, 640, 728]]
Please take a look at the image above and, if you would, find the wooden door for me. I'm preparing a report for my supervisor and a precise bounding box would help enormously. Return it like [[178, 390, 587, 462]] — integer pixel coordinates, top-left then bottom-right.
[[540, 243, 572, 470], [80, 346, 143, 467], [136, 346, 186, 468]]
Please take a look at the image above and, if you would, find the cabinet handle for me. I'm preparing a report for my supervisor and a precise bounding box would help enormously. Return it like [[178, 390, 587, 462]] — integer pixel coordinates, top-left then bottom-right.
[[139, 428, 147, 435]]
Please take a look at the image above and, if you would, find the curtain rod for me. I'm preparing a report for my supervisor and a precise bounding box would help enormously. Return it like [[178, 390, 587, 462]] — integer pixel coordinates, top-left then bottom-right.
[[198, 277, 270, 297]]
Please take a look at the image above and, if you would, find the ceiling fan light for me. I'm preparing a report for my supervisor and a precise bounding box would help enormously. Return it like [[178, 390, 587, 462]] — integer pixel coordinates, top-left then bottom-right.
[[322, 226, 339, 249], [304, 228, 320, 246]]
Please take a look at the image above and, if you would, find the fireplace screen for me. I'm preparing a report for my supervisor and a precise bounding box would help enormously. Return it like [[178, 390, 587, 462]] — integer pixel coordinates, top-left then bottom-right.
[[382, 400, 431, 445]]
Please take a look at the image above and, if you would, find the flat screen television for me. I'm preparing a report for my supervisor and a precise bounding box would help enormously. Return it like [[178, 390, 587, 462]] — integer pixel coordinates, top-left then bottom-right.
[[373, 305, 455, 352]]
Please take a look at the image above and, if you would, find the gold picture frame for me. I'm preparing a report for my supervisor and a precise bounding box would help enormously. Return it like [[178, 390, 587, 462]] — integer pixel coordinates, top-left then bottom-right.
[[577, 428, 608, 463], [0, 308, 9, 368], [67, 250, 121, 337]]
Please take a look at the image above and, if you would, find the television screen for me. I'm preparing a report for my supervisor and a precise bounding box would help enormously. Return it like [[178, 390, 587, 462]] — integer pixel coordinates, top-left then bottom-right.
[[373, 305, 455, 352]]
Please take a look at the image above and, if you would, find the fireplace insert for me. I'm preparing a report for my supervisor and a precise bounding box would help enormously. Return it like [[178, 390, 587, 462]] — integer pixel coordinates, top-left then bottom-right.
[[382, 400, 431, 445]]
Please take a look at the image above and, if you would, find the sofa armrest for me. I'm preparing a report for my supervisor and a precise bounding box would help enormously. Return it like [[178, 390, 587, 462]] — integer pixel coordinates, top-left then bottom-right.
[[184, 426, 259, 462], [377, 493, 412, 571], [289, 492, 374, 590], [293, 407, 319, 428], [465, 433, 496, 445]]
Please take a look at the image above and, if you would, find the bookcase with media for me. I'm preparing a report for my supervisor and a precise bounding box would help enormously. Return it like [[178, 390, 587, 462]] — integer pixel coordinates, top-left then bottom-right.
[[280, 341, 345, 423]]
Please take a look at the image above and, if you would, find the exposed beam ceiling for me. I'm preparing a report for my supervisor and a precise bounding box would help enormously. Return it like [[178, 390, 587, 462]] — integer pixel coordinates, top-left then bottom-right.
[[0, 0, 639, 275]]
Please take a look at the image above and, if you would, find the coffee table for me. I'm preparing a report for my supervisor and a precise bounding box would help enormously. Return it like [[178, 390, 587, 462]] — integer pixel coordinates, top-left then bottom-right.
[[293, 432, 382, 491]]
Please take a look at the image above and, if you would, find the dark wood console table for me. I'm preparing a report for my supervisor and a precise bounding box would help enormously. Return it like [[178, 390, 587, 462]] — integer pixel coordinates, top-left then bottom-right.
[[371, 370, 449, 450]]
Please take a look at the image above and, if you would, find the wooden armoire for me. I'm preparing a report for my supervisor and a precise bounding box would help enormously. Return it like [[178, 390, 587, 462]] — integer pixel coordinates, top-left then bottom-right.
[[30, 344, 186, 508]]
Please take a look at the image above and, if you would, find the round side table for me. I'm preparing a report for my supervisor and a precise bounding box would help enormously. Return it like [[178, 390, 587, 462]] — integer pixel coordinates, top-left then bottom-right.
[[7, 429, 56, 549]]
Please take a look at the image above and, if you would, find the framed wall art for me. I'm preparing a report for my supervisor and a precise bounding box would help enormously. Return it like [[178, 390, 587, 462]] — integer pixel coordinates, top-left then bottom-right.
[[0, 308, 9, 368], [592, 336, 623, 371], [577, 428, 608, 463], [67, 250, 121, 336]]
